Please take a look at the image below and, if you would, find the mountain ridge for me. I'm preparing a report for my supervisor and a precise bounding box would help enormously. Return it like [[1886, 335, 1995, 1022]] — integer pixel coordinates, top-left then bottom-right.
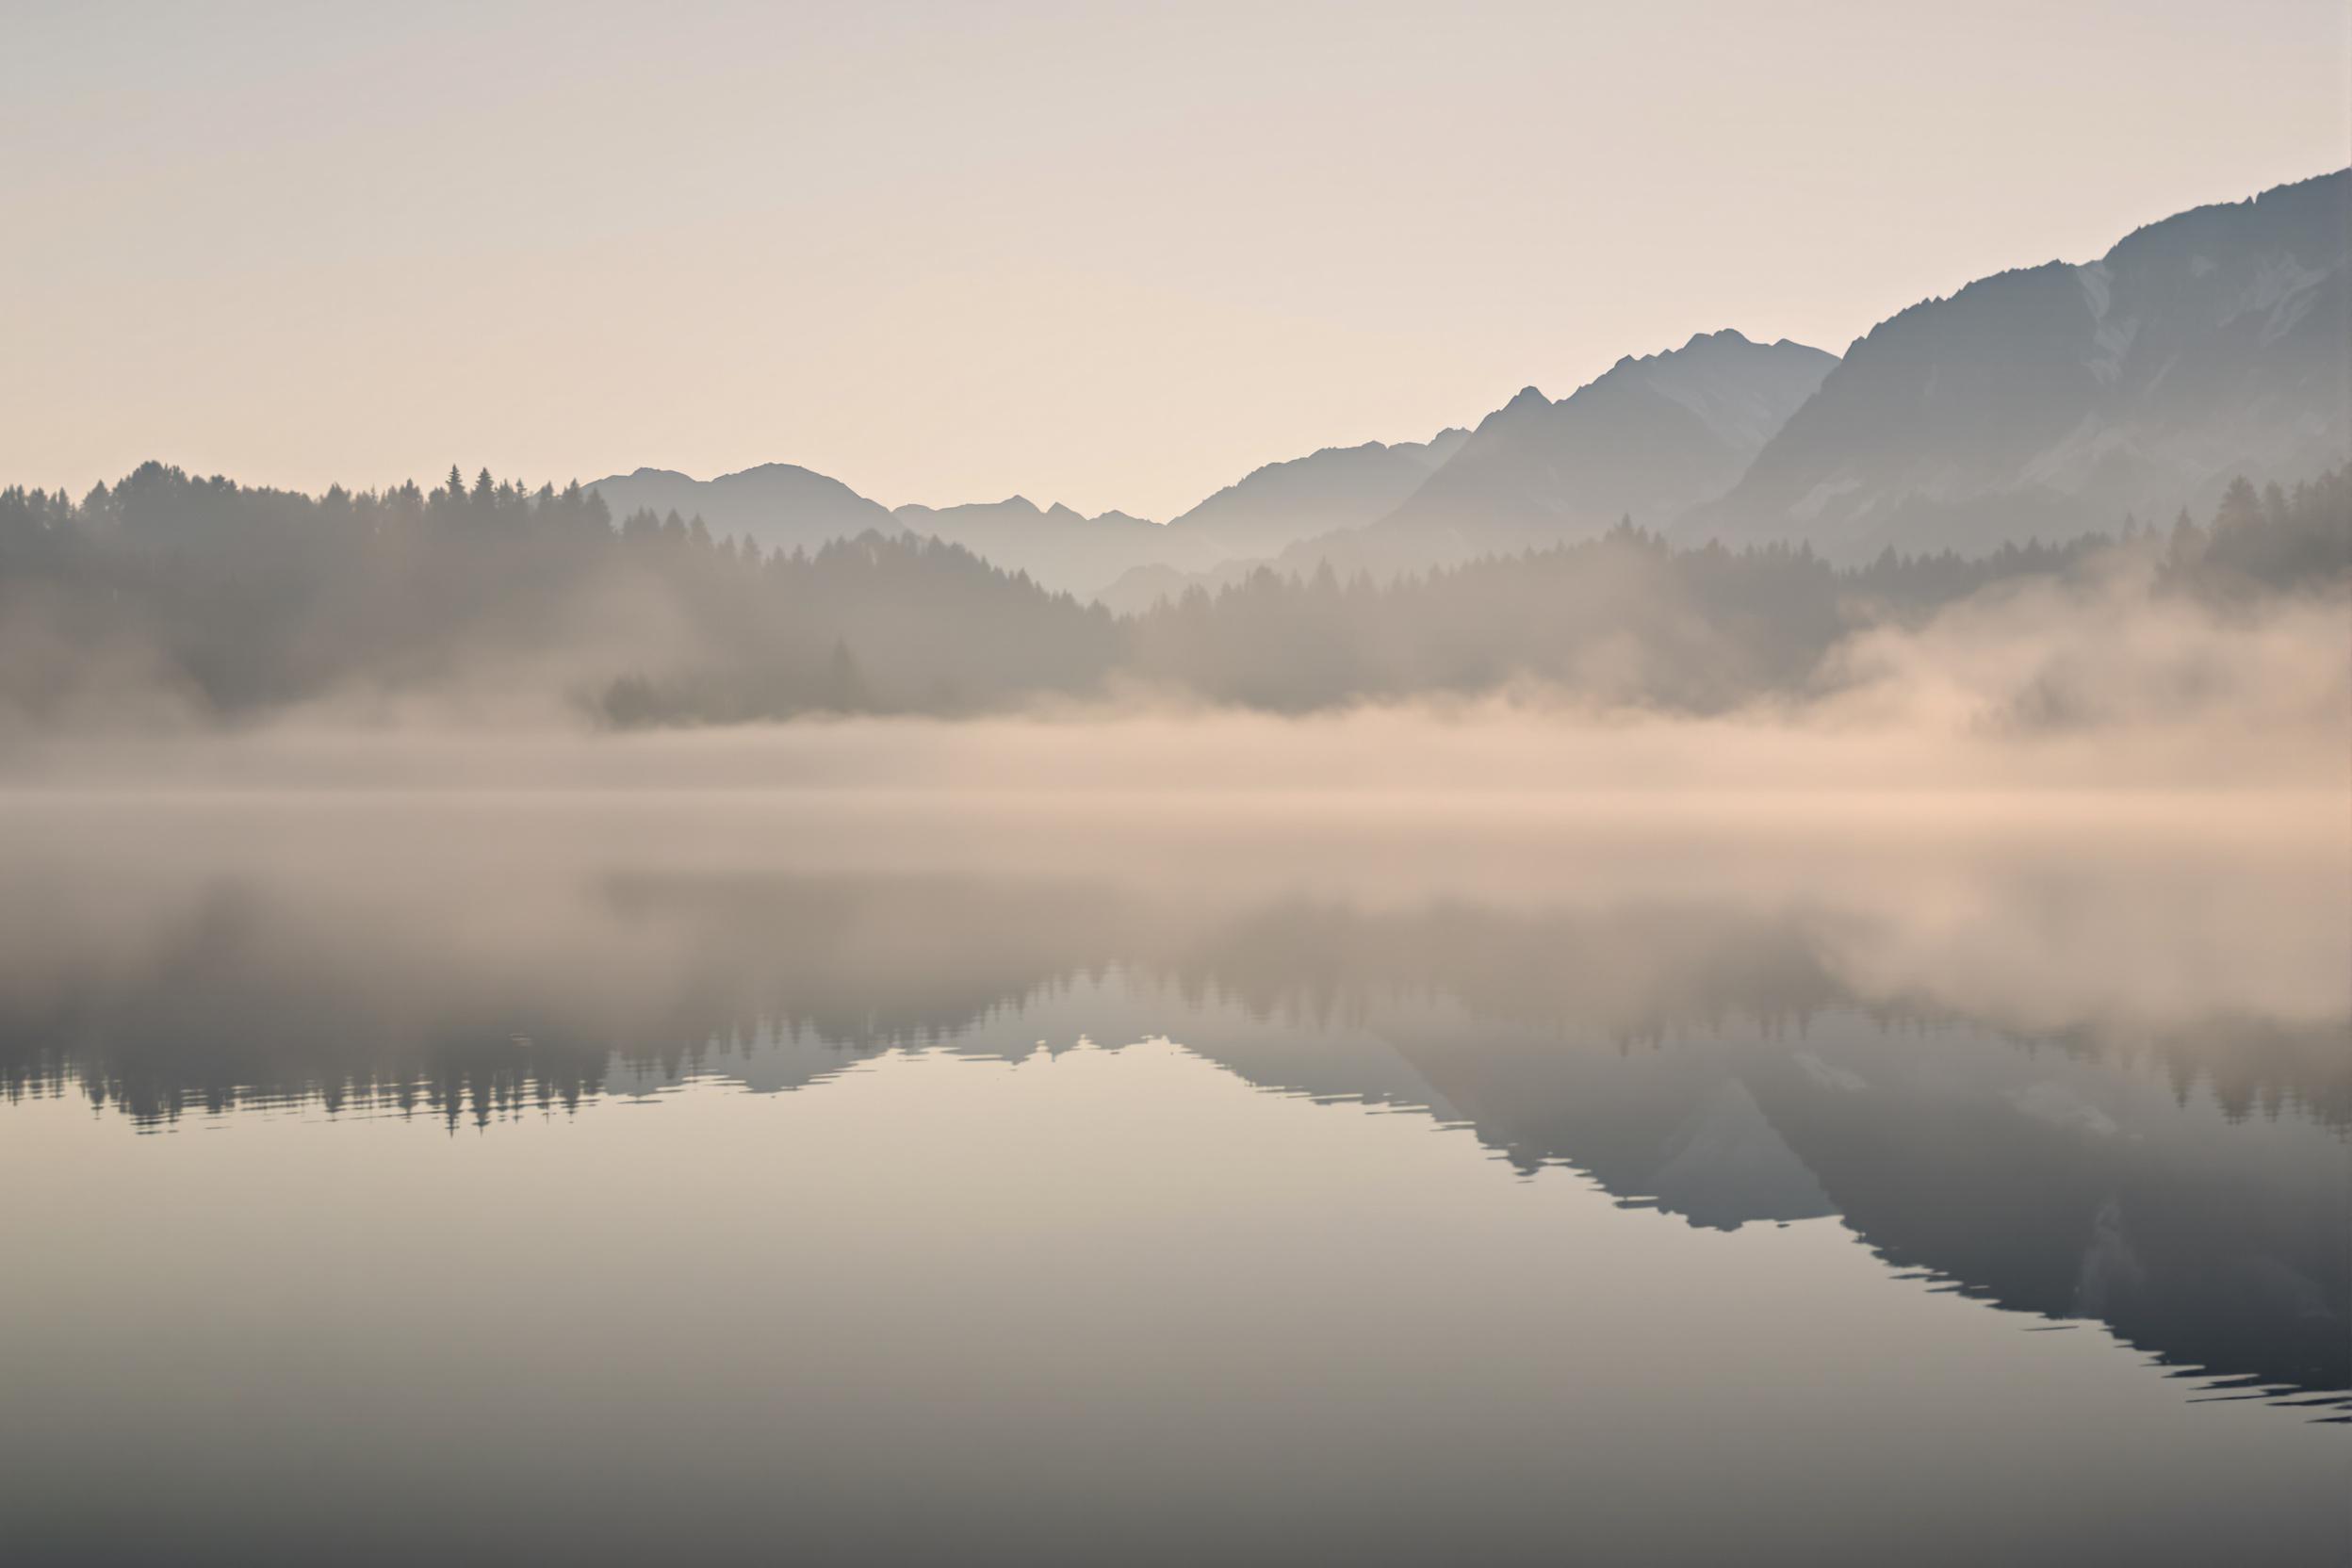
[[1686, 167, 2351, 557], [593, 169, 2350, 592], [1097, 329, 1839, 610]]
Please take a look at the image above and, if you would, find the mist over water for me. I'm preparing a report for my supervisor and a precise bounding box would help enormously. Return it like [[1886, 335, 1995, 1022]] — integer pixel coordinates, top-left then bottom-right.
[[6, 779, 2344, 1117], [3, 751, 2348, 1564]]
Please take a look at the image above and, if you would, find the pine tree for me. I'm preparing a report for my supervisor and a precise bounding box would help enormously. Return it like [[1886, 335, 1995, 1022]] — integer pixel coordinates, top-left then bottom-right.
[[825, 637, 871, 711]]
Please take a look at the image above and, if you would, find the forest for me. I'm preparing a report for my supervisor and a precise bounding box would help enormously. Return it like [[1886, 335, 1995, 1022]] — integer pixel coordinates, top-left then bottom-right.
[[0, 462, 2344, 727]]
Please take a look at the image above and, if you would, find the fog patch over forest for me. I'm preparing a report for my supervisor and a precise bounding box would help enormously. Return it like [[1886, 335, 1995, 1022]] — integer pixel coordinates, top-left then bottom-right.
[[0, 561, 2342, 807], [0, 463, 2344, 746]]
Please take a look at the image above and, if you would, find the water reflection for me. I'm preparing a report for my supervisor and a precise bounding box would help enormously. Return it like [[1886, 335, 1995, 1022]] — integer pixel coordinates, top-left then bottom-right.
[[2, 859, 2344, 1402]]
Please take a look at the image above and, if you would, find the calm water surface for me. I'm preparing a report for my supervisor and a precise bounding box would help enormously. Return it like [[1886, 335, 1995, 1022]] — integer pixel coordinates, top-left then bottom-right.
[[1, 793, 2344, 1565]]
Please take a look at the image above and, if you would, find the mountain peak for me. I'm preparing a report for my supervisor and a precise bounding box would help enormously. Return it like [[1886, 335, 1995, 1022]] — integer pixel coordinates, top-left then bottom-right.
[[1380, 334, 1839, 547]]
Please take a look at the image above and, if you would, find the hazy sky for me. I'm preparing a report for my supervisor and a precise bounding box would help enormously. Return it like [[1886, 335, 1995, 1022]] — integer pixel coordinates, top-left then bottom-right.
[[5, 0, 2345, 519]]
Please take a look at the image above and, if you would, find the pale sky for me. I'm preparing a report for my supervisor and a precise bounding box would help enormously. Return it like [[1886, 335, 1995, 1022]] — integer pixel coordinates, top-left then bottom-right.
[[5, 0, 2345, 519]]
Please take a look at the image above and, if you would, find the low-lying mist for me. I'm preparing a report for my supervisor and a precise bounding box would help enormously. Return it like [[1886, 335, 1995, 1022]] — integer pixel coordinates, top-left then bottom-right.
[[3, 464, 2344, 1070], [3, 463, 2344, 747], [3, 726, 2342, 1029], [4, 569, 2342, 798]]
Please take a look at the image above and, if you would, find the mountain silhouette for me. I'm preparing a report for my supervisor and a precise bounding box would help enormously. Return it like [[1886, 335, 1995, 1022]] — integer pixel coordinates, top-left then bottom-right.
[[596, 172, 2346, 588], [1689, 168, 2351, 557], [890, 496, 1224, 596], [1160, 429, 1471, 557], [1096, 331, 1835, 607], [1377, 330, 1837, 548], [595, 434, 1480, 600], [587, 463, 897, 555]]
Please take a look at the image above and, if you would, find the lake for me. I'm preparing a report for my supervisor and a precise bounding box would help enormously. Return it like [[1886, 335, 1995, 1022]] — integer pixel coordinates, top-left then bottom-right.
[[1, 770, 2344, 1565]]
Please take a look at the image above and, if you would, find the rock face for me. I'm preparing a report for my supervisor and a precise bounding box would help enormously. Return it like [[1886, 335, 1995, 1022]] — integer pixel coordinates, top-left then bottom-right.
[[1688, 169, 2351, 559]]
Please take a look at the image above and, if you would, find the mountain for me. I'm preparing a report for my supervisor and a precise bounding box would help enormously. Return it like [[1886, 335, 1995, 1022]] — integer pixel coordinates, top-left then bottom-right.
[[593, 329, 1827, 606], [587, 464, 896, 555], [597, 172, 2348, 591], [1094, 331, 1835, 610], [1373, 330, 1838, 554], [890, 497, 1223, 597], [1688, 169, 2352, 558], [1161, 429, 1470, 557], [590, 466, 1228, 596], [591, 430, 1479, 601]]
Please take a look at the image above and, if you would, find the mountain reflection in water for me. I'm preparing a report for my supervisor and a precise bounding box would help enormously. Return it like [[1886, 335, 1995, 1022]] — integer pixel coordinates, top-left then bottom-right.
[[0, 799, 2343, 1568], [4, 793, 2344, 1404]]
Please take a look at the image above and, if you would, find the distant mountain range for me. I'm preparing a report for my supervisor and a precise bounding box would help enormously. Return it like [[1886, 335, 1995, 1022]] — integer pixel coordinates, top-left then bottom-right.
[[887, 497, 1221, 597], [593, 168, 2349, 596], [588, 432, 1477, 596], [588, 463, 895, 557], [586, 467, 1211, 596]]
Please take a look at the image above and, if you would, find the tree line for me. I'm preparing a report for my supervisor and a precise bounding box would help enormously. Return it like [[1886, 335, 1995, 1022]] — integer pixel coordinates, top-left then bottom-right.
[[1, 462, 2343, 725]]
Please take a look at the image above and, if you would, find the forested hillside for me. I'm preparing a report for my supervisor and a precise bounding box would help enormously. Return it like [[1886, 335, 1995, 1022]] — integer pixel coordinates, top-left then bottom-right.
[[2, 464, 2343, 728]]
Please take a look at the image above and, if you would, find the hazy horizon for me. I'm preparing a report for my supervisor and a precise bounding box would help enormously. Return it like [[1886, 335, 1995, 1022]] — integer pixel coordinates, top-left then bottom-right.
[[8, 0, 2346, 517]]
